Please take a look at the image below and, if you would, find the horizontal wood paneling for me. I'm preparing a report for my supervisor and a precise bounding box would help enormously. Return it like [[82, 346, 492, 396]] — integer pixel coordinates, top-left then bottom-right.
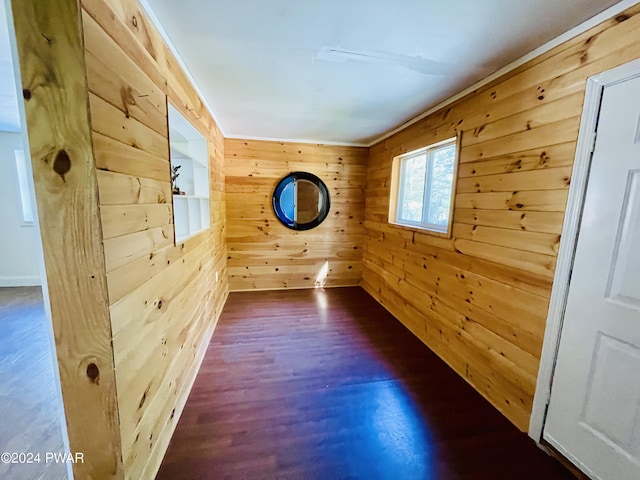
[[97, 170, 171, 205], [362, 7, 640, 431], [81, 1, 228, 479], [455, 189, 569, 212], [456, 143, 576, 178], [92, 131, 170, 182], [225, 139, 367, 291], [454, 209, 565, 235], [103, 224, 174, 272], [456, 166, 572, 193], [82, 10, 166, 135], [89, 92, 169, 161], [105, 231, 207, 304], [101, 203, 173, 240]]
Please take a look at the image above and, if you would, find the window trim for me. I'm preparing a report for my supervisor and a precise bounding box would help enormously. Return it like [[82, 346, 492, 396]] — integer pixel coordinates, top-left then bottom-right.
[[14, 149, 35, 226], [388, 134, 460, 238]]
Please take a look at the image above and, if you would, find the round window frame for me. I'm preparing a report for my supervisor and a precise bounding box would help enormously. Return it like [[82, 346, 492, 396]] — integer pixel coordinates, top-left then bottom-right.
[[272, 171, 331, 231]]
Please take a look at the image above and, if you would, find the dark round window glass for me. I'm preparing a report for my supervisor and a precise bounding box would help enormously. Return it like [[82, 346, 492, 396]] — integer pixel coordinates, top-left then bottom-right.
[[272, 172, 330, 230]]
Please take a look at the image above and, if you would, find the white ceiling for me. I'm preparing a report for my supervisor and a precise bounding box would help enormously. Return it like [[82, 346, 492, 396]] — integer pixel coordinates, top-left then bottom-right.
[[143, 0, 623, 145], [0, 1, 626, 143]]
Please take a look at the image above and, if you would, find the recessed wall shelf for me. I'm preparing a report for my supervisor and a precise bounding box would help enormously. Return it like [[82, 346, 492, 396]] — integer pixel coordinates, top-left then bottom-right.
[[168, 103, 210, 243]]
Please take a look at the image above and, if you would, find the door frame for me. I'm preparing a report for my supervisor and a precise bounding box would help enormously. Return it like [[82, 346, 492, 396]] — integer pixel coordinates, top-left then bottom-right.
[[529, 58, 640, 445]]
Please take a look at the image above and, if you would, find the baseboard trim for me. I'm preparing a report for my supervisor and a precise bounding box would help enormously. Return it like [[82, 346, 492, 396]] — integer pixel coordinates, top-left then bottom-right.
[[229, 282, 360, 293], [0, 275, 41, 287]]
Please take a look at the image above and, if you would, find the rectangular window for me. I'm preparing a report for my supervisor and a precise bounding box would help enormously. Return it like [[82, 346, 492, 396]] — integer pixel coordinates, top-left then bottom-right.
[[14, 149, 34, 224], [389, 137, 458, 235]]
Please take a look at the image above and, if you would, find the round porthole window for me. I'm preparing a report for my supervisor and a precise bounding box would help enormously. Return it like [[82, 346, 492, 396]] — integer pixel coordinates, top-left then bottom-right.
[[272, 172, 331, 230]]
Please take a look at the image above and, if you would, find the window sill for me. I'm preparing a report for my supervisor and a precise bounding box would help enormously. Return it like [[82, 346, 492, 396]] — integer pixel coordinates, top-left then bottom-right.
[[175, 225, 211, 246], [387, 219, 452, 239]]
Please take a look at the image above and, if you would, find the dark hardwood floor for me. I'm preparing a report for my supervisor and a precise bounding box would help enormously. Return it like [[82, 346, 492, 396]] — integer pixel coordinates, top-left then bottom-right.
[[0, 287, 67, 480], [157, 287, 573, 480]]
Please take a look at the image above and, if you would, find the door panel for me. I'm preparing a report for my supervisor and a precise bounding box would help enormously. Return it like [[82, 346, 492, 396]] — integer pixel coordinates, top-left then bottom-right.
[[544, 74, 640, 480], [581, 333, 640, 456], [606, 170, 640, 309]]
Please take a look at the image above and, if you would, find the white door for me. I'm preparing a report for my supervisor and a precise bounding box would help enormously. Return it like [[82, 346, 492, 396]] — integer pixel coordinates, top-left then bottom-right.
[[544, 74, 640, 479]]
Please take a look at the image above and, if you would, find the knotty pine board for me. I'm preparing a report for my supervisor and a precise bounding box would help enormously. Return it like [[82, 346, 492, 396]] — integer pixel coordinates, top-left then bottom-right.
[[362, 7, 640, 431], [80, 0, 229, 478], [225, 139, 368, 291]]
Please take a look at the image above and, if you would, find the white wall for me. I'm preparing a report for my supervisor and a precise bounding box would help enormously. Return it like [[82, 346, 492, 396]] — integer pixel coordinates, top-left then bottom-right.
[[0, 131, 40, 286]]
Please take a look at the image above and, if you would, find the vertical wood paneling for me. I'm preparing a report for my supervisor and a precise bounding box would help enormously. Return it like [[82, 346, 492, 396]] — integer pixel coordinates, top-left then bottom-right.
[[362, 7, 640, 431], [79, 0, 228, 478], [225, 139, 368, 291], [12, 0, 123, 478]]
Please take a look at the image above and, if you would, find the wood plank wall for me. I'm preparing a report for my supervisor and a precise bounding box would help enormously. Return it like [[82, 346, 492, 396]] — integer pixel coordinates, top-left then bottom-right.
[[11, 0, 124, 477], [14, 0, 228, 479], [361, 6, 640, 432], [225, 139, 368, 291], [81, 0, 227, 478]]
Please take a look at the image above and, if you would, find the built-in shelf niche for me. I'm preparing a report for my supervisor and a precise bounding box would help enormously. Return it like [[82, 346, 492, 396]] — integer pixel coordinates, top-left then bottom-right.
[[168, 103, 210, 243]]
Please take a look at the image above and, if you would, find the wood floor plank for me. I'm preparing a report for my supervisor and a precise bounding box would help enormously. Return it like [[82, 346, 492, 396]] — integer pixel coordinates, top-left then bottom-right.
[[0, 287, 67, 480], [157, 287, 572, 480]]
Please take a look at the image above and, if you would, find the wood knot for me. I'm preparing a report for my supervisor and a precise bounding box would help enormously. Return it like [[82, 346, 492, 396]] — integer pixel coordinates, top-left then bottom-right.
[[86, 363, 100, 384], [120, 86, 136, 116], [22, 89, 32, 100], [139, 391, 147, 409], [53, 150, 71, 179], [131, 15, 138, 28], [539, 152, 549, 165], [615, 14, 629, 22]]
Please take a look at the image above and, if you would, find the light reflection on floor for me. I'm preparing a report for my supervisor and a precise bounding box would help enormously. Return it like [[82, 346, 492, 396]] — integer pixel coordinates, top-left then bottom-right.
[[371, 380, 434, 477]]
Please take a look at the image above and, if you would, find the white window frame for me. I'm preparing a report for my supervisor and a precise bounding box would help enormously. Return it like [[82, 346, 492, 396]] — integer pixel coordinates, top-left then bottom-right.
[[14, 149, 35, 226], [389, 135, 459, 237]]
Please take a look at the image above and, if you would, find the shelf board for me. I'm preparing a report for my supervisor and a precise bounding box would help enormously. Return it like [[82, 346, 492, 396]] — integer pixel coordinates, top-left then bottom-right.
[[173, 194, 208, 200]]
